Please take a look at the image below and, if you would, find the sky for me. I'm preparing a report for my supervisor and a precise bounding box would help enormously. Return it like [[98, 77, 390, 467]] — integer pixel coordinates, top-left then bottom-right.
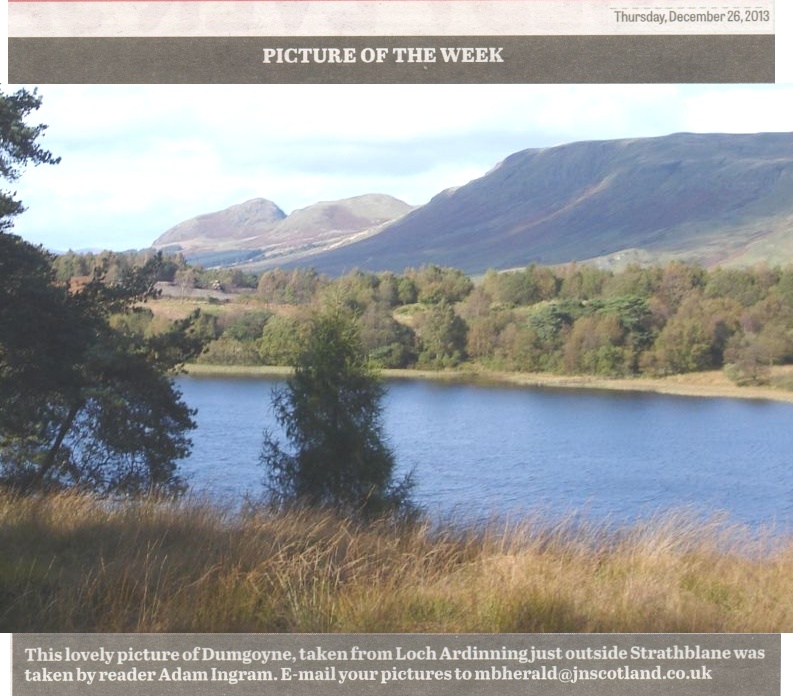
[[6, 83, 793, 252]]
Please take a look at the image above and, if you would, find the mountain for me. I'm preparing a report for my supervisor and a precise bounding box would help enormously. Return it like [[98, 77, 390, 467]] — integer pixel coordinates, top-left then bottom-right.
[[155, 198, 286, 249], [272, 132, 793, 275], [153, 194, 413, 268], [153, 132, 793, 274]]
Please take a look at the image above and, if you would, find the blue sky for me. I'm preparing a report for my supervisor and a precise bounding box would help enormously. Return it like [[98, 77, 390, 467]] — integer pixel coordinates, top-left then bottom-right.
[[7, 84, 793, 252]]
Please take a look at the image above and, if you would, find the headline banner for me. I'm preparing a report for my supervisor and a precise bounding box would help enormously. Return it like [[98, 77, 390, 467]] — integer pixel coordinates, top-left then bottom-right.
[[8, 35, 775, 83]]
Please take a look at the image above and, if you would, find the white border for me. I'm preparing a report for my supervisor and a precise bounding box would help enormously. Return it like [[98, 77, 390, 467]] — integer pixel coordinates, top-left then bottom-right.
[[777, 0, 791, 81], [0, 0, 790, 686], [1, 634, 11, 696], [1, 0, 8, 83], [0, 0, 789, 688]]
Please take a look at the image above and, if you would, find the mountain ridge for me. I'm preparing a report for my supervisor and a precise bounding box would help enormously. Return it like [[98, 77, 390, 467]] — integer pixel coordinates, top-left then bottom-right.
[[152, 132, 793, 273], [153, 193, 414, 269]]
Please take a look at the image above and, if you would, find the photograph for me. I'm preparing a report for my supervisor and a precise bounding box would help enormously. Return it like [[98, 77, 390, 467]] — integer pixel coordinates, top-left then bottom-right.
[[1, 84, 792, 644]]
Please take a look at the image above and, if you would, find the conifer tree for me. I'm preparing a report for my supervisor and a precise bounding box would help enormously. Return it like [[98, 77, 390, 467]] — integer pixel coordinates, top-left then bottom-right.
[[0, 88, 202, 494], [261, 306, 413, 517]]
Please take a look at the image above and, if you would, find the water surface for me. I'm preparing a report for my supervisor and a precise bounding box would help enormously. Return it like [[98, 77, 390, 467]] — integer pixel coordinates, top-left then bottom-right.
[[177, 376, 793, 530]]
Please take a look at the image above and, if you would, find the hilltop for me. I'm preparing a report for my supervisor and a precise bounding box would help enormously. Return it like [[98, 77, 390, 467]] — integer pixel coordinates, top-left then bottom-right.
[[153, 194, 413, 268], [152, 132, 793, 273]]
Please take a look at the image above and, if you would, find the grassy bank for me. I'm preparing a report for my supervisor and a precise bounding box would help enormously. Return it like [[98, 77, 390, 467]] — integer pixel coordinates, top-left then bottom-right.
[[184, 363, 793, 404], [1, 493, 790, 632]]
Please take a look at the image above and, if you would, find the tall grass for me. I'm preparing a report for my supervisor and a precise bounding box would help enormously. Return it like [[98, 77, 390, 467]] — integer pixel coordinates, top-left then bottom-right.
[[1, 492, 790, 632]]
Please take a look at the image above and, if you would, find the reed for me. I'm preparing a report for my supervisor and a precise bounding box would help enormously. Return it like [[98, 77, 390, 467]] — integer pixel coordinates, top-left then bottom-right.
[[1, 492, 790, 632]]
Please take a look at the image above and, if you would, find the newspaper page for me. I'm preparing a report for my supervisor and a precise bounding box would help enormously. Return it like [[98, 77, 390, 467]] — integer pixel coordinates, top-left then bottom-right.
[[1, 1, 792, 696]]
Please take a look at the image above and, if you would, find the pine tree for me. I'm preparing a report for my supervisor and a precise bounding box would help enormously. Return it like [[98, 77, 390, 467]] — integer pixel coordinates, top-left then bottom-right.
[[0, 88, 202, 494], [261, 306, 413, 518]]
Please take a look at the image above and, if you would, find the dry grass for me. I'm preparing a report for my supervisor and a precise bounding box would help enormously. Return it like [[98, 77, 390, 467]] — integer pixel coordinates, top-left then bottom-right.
[[1, 492, 790, 633]]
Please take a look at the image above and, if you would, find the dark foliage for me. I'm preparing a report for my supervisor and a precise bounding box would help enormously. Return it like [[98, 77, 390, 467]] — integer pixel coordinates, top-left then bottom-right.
[[0, 88, 202, 495], [0, 247, 203, 494], [261, 307, 413, 518], [0, 88, 60, 229]]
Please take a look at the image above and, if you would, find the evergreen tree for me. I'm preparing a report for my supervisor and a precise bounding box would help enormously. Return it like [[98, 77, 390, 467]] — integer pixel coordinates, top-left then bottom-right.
[[0, 88, 202, 494], [261, 307, 413, 517], [0, 250, 203, 494], [0, 88, 60, 229]]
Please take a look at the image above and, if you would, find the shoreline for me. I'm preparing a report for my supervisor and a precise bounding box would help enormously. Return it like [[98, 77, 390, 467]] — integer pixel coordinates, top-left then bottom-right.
[[182, 363, 793, 404]]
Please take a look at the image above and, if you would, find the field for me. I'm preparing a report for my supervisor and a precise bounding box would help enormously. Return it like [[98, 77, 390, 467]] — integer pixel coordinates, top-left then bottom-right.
[[1, 493, 790, 632]]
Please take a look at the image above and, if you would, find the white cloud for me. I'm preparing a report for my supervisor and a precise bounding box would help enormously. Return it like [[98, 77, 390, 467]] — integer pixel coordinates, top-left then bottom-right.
[[7, 84, 793, 252], [680, 85, 793, 133]]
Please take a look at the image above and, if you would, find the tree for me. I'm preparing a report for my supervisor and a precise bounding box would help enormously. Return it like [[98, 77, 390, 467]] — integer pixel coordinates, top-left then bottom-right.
[[563, 314, 628, 376], [654, 261, 706, 317], [558, 263, 611, 300], [1, 251, 202, 494], [0, 88, 201, 495], [257, 268, 326, 305], [257, 314, 308, 366], [0, 88, 60, 229], [416, 301, 468, 368], [406, 265, 474, 305], [482, 265, 558, 307], [641, 293, 740, 375], [260, 307, 413, 517], [359, 301, 417, 368]]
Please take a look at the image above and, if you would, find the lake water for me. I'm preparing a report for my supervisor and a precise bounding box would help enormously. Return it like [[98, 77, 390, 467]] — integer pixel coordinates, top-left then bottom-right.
[[176, 375, 793, 531]]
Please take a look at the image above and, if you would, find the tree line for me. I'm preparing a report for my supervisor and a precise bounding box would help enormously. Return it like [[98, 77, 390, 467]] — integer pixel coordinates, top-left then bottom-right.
[[160, 260, 793, 388], [75, 245, 793, 389], [53, 212, 793, 389]]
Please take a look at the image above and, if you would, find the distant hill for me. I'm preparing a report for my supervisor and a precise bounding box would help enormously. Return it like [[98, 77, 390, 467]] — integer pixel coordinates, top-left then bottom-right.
[[155, 198, 286, 249], [153, 194, 413, 268], [153, 132, 793, 274]]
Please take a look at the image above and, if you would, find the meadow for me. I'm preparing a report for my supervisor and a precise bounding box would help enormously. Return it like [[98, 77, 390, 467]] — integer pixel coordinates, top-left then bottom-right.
[[2, 492, 790, 632]]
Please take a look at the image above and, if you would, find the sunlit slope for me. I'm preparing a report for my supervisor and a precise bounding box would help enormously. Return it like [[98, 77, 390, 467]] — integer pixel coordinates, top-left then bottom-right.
[[298, 132, 793, 274], [153, 195, 414, 268]]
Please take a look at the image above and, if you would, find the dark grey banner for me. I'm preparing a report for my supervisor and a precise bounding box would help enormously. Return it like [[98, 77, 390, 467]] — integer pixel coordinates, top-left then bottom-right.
[[13, 633, 780, 695], [8, 35, 774, 83]]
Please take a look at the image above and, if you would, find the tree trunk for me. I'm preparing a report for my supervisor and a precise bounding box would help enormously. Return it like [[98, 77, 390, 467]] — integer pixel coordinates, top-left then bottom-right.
[[31, 400, 82, 490]]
